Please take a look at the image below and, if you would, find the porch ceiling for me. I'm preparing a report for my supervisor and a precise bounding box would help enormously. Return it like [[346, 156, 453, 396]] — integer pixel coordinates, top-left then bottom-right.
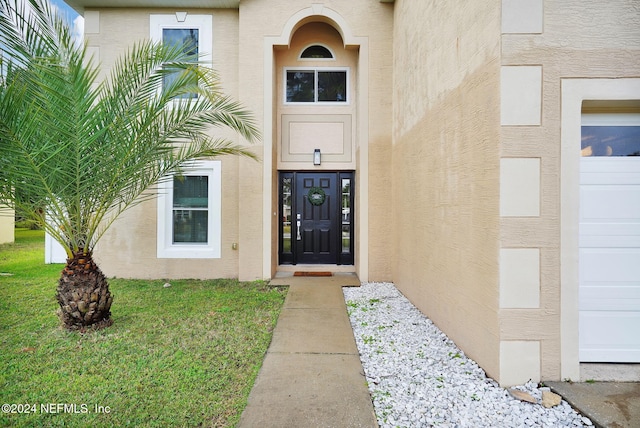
[[64, 0, 240, 13]]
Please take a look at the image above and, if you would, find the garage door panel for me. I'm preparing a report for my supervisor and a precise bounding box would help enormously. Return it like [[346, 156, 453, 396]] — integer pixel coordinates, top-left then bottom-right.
[[581, 236, 640, 248], [580, 186, 640, 220], [581, 157, 640, 174], [580, 285, 640, 311], [580, 248, 640, 282], [579, 311, 640, 362], [580, 235, 640, 248], [580, 224, 640, 248], [580, 223, 640, 235], [581, 174, 640, 185]]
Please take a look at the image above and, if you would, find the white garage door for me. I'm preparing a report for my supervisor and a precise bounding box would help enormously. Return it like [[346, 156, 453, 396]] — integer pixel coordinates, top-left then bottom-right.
[[579, 113, 640, 362]]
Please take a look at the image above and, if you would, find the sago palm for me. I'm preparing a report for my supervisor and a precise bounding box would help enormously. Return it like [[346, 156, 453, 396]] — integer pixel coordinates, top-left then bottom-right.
[[0, 0, 260, 330]]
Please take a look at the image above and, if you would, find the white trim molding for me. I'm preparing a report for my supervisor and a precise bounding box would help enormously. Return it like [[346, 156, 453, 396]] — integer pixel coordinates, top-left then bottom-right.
[[157, 160, 222, 259]]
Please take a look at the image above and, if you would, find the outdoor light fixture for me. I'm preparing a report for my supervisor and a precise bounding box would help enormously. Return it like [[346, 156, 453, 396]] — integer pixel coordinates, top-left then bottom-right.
[[313, 149, 321, 165]]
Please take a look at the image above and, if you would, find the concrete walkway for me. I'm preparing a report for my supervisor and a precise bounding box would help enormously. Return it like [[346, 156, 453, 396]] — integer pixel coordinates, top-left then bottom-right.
[[547, 381, 640, 428], [238, 274, 378, 428]]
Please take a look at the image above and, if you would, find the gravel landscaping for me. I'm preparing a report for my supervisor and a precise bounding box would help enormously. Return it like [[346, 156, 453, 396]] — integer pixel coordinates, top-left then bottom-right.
[[343, 282, 593, 428]]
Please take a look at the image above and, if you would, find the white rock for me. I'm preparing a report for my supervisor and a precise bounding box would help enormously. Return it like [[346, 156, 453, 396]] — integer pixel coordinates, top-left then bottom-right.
[[344, 283, 591, 428]]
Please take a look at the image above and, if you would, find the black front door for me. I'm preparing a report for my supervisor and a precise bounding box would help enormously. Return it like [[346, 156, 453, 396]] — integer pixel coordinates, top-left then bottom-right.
[[279, 172, 354, 265]]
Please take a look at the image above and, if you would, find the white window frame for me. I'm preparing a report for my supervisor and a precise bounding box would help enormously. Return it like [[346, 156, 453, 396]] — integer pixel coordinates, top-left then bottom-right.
[[582, 113, 640, 127], [150, 14, 213, 96], [284, 67, 350, 105], [157, 160, 221, 259]]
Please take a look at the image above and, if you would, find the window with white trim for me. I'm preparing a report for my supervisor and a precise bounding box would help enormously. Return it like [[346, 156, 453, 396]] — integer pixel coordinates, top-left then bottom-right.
[[150, 14, 212, 98], [157, 160, 221, 258], [285, 67, 349, 104]]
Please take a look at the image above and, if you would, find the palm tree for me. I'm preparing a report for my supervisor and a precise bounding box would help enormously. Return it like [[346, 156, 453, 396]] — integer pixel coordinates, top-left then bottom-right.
[[0, 0, 260, 330]]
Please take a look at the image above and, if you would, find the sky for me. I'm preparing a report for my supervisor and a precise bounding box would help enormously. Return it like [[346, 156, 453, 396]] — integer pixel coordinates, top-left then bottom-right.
[[49, 0, 78, 19], [48, 0, 83, 41]]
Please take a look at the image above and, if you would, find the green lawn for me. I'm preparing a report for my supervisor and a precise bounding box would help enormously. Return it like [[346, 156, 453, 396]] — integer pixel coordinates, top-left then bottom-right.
[[0, 229, 286, 427]]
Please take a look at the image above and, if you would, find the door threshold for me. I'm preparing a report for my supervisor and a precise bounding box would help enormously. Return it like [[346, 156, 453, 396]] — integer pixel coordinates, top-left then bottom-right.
[[277, 264, 356, 274]]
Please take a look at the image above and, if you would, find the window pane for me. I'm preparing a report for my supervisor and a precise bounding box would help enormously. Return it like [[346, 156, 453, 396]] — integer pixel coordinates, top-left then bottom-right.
[[173, 175, 208, 243], [341, 178, 351, 223], [286, 71, 315, 102], [173, 210, 208, 243], [318, 71, 346, 102], [163, 29, 199, 58], [342, 225, 350, 253], [581, 126, 640, 156], [341, 178, 351, 253], [163, 28, 199, 99], [173, 176, 208, 208], [281, 177, 292, 254], [301, 45, 333, 59]]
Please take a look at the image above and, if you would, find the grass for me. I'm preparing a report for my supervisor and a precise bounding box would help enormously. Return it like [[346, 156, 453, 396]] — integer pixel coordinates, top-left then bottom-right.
[[0, 229, 286, 427]]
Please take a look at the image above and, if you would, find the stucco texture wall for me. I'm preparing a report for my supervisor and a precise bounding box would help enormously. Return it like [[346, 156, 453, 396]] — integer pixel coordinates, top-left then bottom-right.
[[391, 0, 502, 380], [0, 206, 14, 245], [391, 0, 639, 386], [500, 0, 640, 383], [88, 1, 393, 281], [88, 8, 245, 279]]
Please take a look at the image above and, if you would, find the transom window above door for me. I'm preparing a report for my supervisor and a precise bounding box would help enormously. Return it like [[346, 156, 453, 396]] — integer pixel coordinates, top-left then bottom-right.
[[285, 68, 349, 104]]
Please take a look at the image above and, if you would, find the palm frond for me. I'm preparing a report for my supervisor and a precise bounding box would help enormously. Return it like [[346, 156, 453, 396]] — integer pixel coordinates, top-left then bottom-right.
[[0, 0, 260, 255]]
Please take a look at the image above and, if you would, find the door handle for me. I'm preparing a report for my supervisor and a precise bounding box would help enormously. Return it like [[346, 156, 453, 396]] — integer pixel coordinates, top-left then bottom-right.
[[296, 214, 301, 241]]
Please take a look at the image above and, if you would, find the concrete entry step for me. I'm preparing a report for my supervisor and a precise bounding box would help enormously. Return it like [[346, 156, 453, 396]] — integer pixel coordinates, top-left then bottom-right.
[[270, 272, 361, 287]]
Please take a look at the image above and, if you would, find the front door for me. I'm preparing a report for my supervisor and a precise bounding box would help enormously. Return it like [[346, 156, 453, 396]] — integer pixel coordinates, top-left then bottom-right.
[[279, 172, 354, 265]]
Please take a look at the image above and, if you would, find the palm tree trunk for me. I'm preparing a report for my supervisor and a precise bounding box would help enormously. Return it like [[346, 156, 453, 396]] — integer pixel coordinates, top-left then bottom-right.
[[56, 251, 113, 331]]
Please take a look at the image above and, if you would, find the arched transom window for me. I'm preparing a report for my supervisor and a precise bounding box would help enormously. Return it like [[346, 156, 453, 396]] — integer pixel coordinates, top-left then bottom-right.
[[300, 44, 334, 59]]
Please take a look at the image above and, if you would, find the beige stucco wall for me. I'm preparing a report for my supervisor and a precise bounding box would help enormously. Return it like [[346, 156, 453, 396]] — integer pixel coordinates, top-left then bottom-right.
[[500, 0, 640, 384], [88, 8, 246, 279], [86, 2, 394, 281], [391, 0, 502, 380], [391, 0, 640, 386], [0, 206, 14, 245]]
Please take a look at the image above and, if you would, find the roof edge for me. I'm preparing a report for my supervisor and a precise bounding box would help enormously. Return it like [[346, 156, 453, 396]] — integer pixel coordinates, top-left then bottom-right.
[[64, 0, 240, 14]]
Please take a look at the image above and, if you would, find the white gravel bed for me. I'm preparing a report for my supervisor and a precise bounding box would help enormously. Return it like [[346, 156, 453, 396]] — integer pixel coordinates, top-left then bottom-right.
[[343, 282, 592, 428]]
